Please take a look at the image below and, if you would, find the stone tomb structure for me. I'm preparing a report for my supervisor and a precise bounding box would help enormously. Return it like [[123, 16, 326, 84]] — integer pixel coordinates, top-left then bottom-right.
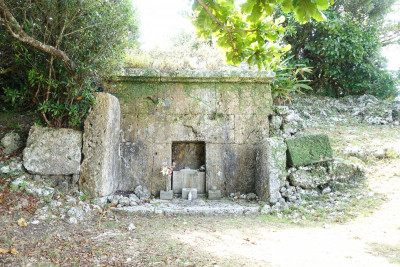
[[106, 69, 274, 197], [19, 68, 360, 203]]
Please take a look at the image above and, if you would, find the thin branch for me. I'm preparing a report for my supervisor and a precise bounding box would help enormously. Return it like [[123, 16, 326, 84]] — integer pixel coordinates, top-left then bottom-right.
[[63, 23, 103, 37], [33, 0, 52, 43], [0, 66, 17, 74], [46, 56, 54, 102], [381, 30, 400, 46], [41, 110, 51, 127], [196, 0, 239, 53], [22, 0, 29, 27], [231, 28, 258, 33], [88, 31, 120, 66]]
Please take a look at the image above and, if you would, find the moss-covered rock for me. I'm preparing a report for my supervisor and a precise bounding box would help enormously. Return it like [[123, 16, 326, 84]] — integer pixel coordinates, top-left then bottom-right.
[[286, 134, 333, 167]]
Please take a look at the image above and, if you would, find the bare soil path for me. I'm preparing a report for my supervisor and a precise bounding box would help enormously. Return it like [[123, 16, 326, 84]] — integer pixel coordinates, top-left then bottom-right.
[[174, 176, 399, 266], [171, 125, 400, 267]]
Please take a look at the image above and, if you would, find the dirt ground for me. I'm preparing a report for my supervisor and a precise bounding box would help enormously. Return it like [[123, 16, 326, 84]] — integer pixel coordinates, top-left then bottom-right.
[[0, 121, 399, 266], [174, 163, 400, 267], [171, 124, 400, 267]]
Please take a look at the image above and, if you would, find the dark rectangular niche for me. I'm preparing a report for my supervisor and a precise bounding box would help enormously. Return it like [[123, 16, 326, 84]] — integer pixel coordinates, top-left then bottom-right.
[[171, 142, 206, 195], [172, 142, 205, 171]]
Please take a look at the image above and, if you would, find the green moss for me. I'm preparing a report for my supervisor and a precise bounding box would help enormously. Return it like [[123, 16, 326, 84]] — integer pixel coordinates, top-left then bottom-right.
[[106, 70, 274, 132], [286, 134, 333, 167]]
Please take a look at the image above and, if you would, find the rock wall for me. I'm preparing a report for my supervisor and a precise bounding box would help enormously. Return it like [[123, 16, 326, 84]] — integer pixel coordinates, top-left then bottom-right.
[[79, 93, 121, 197], [106, 69, 274, 195]]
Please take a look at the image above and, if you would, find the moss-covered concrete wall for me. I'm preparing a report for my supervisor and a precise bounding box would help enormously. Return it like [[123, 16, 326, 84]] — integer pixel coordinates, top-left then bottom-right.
[[105, 69, 274, 196]]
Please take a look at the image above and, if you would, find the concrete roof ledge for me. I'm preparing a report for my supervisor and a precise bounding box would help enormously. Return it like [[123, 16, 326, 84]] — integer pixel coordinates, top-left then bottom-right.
[[116, 68, 275, 83]]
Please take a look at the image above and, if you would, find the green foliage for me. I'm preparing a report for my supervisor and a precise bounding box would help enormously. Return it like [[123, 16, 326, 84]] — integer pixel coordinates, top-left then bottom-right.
[[331, 0, 397, 21], [192, 0, 333, 70], [270, 59, 312, 103], [0, 0, 139, 128], [283, 5, 399, 99]]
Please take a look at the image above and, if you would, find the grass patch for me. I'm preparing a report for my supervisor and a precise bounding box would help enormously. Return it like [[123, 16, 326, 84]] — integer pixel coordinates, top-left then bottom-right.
[[368, 242, 400, 264]]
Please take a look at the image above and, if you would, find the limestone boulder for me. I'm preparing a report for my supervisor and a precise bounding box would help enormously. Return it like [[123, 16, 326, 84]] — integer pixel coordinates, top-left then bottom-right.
[[392, 101, 400, 121], [0, 157, 23, 174], [288, 166, 329, 189], [23, 126, 82, 175], [269, 115, 283, 137], [255, 137, 287, 203], [134, 185, 150, 200], [328, 160, 365, 181], [1, 132, 22, 155], [79, 93, 121, 197]]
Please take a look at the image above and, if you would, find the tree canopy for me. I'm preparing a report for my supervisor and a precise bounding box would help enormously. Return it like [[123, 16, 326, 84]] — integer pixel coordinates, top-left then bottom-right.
[[282, 0, 399, 98], [192, 0, 399, 99], [192, 0, 334, 70]]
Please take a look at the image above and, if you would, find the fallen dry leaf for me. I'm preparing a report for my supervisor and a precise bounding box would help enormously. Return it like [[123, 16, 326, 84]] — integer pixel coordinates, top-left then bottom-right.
[[0, 199, 4, 204], [0, 248, 9, 254], [10, 248, 18, 255], [17, 217, 27, 227], [109, 203, 118, 207]]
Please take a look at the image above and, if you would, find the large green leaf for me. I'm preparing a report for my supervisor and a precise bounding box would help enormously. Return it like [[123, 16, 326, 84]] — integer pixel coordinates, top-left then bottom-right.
[[248, 1, 263, 22], [294, 0, 318, 23], [312, 10, 326, 21], [281, 0, 294, 13], [241, 0, 257, 13], [315, 0, 330, 10]]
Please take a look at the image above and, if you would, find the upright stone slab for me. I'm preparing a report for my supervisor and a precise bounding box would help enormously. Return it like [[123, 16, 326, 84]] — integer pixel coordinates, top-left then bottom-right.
[[23, 126, 82, 175], [255, 137, 287, 203], [172, 169, 206, 194], [79, 93, 121, 197], [286, 134, 333, 167]]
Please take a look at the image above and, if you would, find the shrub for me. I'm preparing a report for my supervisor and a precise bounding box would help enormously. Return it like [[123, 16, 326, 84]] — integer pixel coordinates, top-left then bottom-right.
[[282, 5, 399, 99], [0, 0, 139, 128]]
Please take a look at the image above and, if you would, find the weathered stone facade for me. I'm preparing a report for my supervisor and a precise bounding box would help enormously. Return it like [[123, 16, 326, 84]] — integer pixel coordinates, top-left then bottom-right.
[[255, 137, 287, 203], [79, 93, 121, 197], [106, 69, 274, 196]]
